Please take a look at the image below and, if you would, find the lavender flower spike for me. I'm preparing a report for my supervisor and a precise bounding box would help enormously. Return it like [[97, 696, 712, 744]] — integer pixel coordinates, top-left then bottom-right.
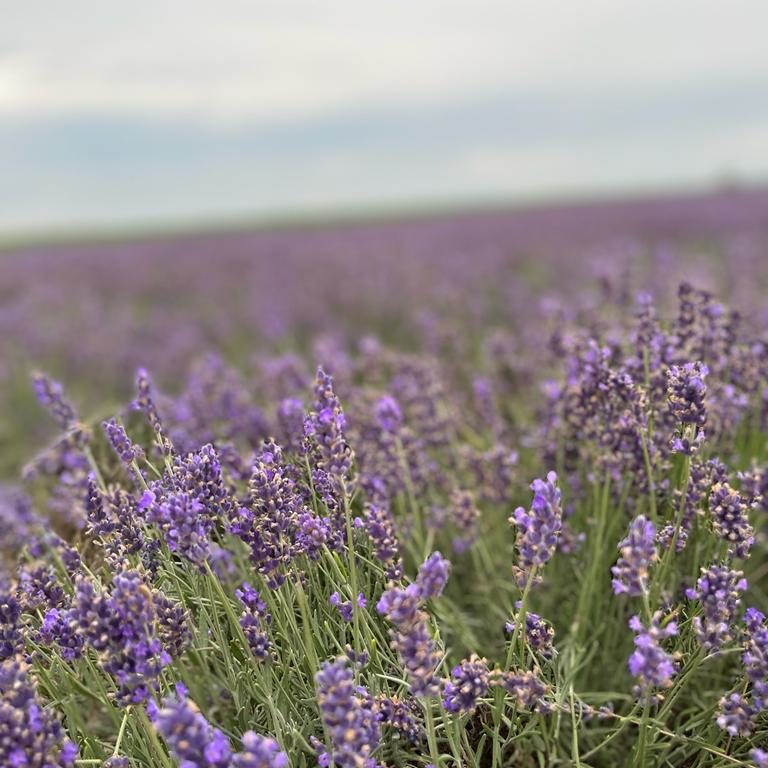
[[31, 371, 79, 431], [152, 685, 232, 768], [666, 361, 708, 427], [708, 482, 754, 559], [743, 607, 768, 712], [233, 732, 289, 768], [511, 471, 562, 573], [315, 657, 381, 768], [0, 658, 78, 767], [415, 551, 451, 600], [686, 563, 748, 650], [442, 655, 490, 715], [628, 613, 679, 695], [611, 515, 657, 597]]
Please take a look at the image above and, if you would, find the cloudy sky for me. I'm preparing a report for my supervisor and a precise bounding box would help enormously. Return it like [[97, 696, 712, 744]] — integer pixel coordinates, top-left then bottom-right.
[[2, 1, 768, 233]]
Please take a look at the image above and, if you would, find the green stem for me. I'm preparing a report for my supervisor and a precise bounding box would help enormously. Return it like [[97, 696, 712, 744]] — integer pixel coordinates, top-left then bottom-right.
[[112, 706, 131, 756], [505, 566, 537, 670], [423, 699, 441, 765], [341, 492, 363, 659]]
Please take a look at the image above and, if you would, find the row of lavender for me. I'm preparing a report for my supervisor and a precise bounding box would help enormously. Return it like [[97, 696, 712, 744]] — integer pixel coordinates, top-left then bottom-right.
[[1, 196, 768, 766], [3, 190, 768, 476]]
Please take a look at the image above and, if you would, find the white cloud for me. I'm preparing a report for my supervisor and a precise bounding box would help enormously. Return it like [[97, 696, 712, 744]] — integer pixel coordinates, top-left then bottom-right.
[[2, 1, 768, 123]]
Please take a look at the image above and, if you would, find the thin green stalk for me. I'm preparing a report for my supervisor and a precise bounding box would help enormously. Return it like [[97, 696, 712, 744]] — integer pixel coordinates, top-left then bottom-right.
[[505, 566, 537, 670], [632, 696, 651, 768], [295, 578, 320, 676], [341, 491, 363, 658], [112, 707, 131, 757], [423, 699, 441, 766]]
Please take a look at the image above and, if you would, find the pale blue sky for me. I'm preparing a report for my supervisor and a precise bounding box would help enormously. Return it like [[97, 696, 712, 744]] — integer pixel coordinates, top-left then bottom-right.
[[2, 1, 768, 233]]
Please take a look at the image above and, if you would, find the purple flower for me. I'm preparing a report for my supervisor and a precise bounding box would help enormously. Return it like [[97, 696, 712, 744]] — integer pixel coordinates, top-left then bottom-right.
[[0, 593, 22, 662], [743, 608, 768, 712], [506, 607, 555, 657], [295, 511, 338, 559], [104, 758, 130, 768], [708, 482, 754, 559], [375, 695, 422, 744], [0, 659, 78, 767], [133, 367, 173, 456], [376, 584, 422, 627], [66, 572, 173, 705], [511, 471, 562, 576], [390, 617, 441, 698], [232, 441, 301, 586], [752, 748, 768, 768], [686, 564, 748, 650], [232, 732, 289, 768], [144, 491, 212, 569], [152, 688, 232, 768], [304, 368, 355, 496], [235, 583, 271, 660], [450, 489, 480, 554], [716, 692, 754, 736], [415, 552, 451, 600], [315, 657, 381, 768], [374, 395, 403, 434], [102, 418, 145, 479], [500, 670, 548, 711], [361, 502, 401, 577], [627, 614, 679, 695], [31, 372, 79, 431], [277, 397, 305, 451], [330, 592, 366, 622], [38, 607, 84, 661], [611, 516, 657, 597], [666, 362, 708, 427], [443, 656, 490, 714], [154, 590, 193, 661]]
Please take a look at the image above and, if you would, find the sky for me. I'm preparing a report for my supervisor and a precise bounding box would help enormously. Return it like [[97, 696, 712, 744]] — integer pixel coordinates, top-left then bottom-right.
[[2, 1, 768, 233]]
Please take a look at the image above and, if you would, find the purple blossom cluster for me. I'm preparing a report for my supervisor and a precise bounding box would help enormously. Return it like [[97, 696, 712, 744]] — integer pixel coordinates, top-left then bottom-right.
[[31, 373, 79, 433], [304, 368, 356, 498], [377, 553, 450, 698], [52, 571, 189, 705], [718, 607, 768, 737], [511, 471, 562, 583], [0, 659, 78, 768], [611, 515, 657, 597], [627, 614, 679, 696], [6, 208, 768, 766], [329, 591, 367, 622], [505, 608, 555, 657], [231, 441, 302, 585], [666, 362, 709, 428], [686, 564, 749, 651], [742, 608, 768, 712], [315, 657, 381, 768], [708, 482, 755, 559], [152, 685, 288, 768], [137, 442, 236, 570], [133, 367, 173, 457], [102, 418, 145, 482], [500, 669, 548, 711], [235, 583, 271, 659], [450, 489, 480, 554], [442, 656, 490, 714], [375, 695, 422, 744]]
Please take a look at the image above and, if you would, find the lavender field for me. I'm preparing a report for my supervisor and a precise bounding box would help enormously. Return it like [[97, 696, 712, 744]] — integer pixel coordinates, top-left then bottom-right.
[[2, 189, 768, 767]]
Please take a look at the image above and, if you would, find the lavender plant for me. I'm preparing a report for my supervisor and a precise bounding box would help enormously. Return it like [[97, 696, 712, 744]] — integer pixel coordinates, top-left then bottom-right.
[[2, 229, 768, 767]]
